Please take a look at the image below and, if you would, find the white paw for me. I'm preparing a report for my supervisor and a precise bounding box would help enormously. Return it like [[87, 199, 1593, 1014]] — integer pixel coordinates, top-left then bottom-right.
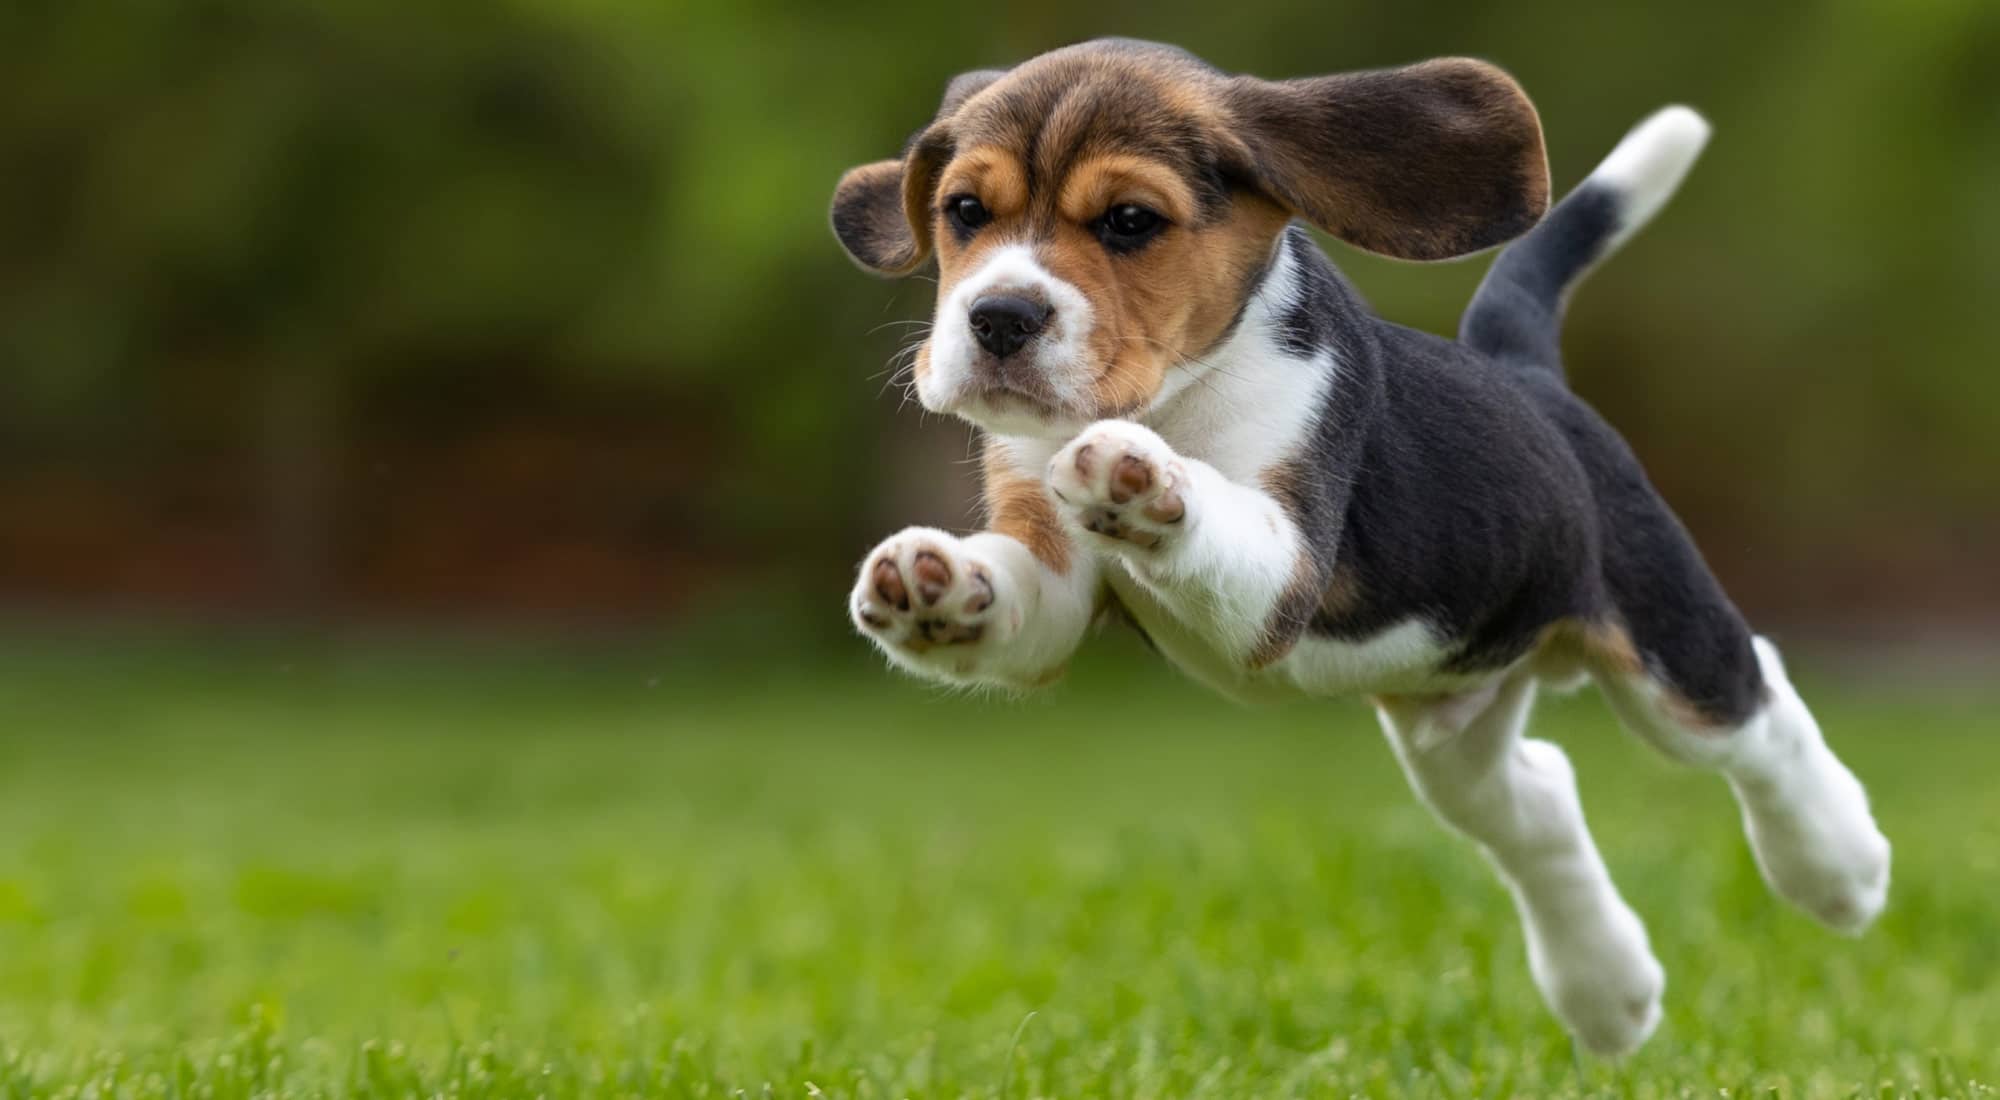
[[1046, 421, 1188, 552], [850, 527, 1020, 682], [1735, 639, 1892, 934], [1514, 740, 1665, 1056], [1739, 756, 1891, 934], [1527, 891, 1666, 1057]]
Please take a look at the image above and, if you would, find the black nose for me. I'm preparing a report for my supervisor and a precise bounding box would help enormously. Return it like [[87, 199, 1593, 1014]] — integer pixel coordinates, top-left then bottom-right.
[[968, 295, 1051, 359]]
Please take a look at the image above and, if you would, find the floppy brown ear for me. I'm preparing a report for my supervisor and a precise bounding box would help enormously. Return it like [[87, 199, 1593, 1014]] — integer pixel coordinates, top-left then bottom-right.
[[831, 158, 931, 275], [1226, 58, 1550, 261], [829, 68, 1009, 276]]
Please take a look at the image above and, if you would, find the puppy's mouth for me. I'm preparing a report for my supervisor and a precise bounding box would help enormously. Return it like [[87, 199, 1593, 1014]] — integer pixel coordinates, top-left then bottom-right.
[[979, 357, 1064, 407], [948, 371, 1088, 437]]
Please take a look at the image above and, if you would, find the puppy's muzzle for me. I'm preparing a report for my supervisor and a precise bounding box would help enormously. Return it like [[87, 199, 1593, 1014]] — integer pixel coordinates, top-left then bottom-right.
[[967, 294, 1051, 360]]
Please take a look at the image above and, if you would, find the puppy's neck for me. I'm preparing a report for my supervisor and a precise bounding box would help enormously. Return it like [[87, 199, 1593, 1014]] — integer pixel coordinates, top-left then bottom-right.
[[987, 227, 1374, 485], [1136, 226, 1370, 484]]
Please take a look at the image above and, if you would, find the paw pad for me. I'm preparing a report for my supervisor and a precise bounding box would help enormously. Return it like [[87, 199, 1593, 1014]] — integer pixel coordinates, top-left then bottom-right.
[[1109, 453, 1152, 503], [1049, 423, 1188, 550], [871, 557, 909, 611], [911, 550, 951, 604], [851, 532, 1006, 657]]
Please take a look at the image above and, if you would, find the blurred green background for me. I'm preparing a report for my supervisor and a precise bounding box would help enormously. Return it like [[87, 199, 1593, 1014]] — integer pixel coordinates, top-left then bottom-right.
[[2, 0, 1996, 643], [2, 4, 1998, 1093]]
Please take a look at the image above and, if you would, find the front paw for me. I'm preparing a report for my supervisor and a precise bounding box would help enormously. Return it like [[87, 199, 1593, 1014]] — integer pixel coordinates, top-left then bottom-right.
[[850, 528, 1018, 679], [1047, 421, 1187, 551]]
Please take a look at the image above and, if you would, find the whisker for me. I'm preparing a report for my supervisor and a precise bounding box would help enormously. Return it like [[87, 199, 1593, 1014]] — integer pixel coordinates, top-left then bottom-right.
[[869, 346, 924, 384]]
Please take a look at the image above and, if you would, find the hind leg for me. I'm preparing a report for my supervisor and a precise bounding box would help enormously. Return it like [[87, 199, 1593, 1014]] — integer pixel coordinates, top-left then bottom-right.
[[1379, 676, 1664, 1055], [1572, 428, 1892, 933], [1593, 633, 1890, 932]]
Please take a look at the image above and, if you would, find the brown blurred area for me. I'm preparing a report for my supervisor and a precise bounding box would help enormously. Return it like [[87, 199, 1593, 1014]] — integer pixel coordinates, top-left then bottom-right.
[[1, 0, 1995, 645]]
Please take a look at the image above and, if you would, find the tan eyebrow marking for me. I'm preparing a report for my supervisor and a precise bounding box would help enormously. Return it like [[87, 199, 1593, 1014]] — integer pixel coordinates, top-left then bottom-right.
[[937, 146, 1030, 219], [1058, 154, 1198, 226]]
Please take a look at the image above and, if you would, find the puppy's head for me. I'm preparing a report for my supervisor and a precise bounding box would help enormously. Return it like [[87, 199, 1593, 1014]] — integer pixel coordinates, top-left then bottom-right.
[[832, 40, 1549, 438]]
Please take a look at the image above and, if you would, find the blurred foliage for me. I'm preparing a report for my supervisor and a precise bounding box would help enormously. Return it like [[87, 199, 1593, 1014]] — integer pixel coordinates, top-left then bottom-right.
[[0, 0, 1995, 621]]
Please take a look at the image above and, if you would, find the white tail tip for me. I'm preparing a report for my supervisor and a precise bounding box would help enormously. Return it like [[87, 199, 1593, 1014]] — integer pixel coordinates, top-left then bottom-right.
[[1590, 105, 1711, 246]]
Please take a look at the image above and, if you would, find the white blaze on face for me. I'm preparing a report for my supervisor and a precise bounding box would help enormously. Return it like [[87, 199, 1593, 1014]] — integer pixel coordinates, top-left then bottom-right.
[[919, 243, 1095, 434]]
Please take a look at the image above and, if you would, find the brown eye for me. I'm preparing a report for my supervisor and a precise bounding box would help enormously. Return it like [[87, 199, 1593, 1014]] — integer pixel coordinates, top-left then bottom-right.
[[946, 194, 991, 234], [1097, 203, 1164, 251]]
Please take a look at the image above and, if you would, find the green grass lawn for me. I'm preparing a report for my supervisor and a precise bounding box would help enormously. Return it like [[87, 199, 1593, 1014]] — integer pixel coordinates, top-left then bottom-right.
[[0, 636, 1994, 1098]]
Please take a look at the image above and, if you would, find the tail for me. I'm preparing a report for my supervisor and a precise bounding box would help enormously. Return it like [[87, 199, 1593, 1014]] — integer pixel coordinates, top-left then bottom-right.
[[1459, 106, 1711, 376]]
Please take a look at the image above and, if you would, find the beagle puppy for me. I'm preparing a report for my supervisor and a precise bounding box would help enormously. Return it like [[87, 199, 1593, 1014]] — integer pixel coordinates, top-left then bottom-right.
[[831, 39, 1889, 1055]]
